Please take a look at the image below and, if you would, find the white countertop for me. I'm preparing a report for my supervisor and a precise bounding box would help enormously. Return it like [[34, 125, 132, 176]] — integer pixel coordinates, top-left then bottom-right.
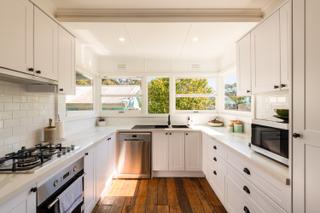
[[0, 124, 290, 205]]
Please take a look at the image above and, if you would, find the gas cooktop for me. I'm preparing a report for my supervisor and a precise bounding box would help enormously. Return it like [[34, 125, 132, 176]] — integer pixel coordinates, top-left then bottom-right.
[[0, 143, 77, 173]]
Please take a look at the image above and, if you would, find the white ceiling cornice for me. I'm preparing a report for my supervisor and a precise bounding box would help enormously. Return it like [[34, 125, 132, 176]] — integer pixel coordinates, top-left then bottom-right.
[[55, 8, 263, 22]]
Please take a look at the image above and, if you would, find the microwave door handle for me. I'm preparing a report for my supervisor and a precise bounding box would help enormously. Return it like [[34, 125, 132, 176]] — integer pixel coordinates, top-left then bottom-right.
[[47, 198, 59, 209]]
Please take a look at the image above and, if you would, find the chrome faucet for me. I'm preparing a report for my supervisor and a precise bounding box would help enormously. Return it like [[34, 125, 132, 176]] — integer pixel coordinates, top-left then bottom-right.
[[168, 114, 171, 127]]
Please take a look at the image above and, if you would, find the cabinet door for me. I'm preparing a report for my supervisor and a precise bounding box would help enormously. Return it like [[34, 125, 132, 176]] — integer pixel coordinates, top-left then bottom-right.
[[0, 0, 33, 74], [0, 187, 36, 213], [236, 33, 252, 96], [293, 0, 320, 212], [106, 134, 116, 179], [185, 131, 202, 171], [34, 7, 58, 81], [168, 132, 185, 171], [94, 139, 109, 200], [58, 27, 75, 94], [84, 148, 96, 213], [152, 131, 169, 171], [280, 2, 291, 89], [202, 134, 209, 176], [251, 11, 281, 93]]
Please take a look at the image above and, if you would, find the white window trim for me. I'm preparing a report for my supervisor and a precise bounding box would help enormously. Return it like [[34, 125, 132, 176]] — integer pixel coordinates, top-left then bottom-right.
[[221, 70, 252, 116], [100, 76, 145, 116], [173, 76, 218, 114], [65, 70, 96, 119]]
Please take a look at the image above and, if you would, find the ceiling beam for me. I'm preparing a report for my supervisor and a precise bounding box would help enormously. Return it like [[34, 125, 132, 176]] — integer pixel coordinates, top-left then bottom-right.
[[55, 8, 263, 22]]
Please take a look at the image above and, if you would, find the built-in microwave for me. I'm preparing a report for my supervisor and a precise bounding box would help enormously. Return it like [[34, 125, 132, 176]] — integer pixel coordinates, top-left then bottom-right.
[[251, 120, 289, 165]]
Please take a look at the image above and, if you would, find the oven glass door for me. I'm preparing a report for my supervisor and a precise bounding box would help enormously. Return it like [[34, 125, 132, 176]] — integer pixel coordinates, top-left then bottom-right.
[[37, 173, 84, 213], [251, 124, 288, 158]]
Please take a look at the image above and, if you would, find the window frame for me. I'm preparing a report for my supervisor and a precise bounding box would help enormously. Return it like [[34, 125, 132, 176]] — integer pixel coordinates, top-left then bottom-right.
[[100, 76, 145, 116], [173, 75, 218, 114], [221, 70, 253, 116], [65, 70, 96, 119]]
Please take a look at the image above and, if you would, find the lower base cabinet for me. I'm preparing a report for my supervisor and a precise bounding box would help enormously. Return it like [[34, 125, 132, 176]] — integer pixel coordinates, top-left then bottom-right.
[[0, 187, 36, 213], [84, 133, 116, 213]]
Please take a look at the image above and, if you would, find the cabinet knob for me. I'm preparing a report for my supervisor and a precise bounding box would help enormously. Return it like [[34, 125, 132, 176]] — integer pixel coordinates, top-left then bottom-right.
[[165, 132, 168, 135], [213, 145, 217, 150], [169, 133, 172, 135], [280, 84, 287, 88], [30, 187, 37, 193], [243, 185, 250, 194], [28, 68, 34, 72], [59, 88, 64, 92], [213, 157, 217, 162], [213, 170, 217, 175], [185, 133, 188, 136], [243, 206, 250, 213], [273, 85, 279, 89], [243, 167, 251, 175], [85, 152, 88, 156], [293, 133, 302, 138], [246, 90, 251, 93]]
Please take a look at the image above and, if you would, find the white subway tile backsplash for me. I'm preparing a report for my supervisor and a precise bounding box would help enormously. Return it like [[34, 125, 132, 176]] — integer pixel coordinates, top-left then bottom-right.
[[0, 81, 55, 155]]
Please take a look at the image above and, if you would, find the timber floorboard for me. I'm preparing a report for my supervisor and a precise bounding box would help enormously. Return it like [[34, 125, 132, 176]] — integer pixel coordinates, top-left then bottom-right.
[[93, 178, 227, 213]]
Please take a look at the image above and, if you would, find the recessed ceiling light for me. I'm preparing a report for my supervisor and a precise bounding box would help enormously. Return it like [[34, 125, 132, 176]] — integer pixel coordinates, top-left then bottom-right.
[[119, 37, 126, 42], [192, 37, 199, 42]]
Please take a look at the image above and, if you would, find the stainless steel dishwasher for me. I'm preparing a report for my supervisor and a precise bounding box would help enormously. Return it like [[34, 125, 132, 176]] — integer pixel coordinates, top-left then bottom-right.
[[116, 132, 151, 179]]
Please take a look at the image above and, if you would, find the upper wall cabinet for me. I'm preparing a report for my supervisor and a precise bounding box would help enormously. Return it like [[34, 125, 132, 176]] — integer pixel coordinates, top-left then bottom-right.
[[34, 7, 59, 81], [58, 27, 75, 94], [237, 1, 291, 94], [251, 11, 281, 93], [236, 33, 252, 96], [0, 0, 33, 74]]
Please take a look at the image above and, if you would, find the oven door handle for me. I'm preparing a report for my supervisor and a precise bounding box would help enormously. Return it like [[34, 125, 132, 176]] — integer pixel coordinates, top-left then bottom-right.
[[47, 173, 85, 210]]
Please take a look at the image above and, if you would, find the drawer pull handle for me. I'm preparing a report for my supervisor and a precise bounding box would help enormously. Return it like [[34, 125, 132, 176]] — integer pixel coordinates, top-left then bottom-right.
[[213, 170, 217, 175], [213, 157, 217, 162], [85, 152, 89, 156], [30, 187, 37, 193], [243, 185, 250, 194], [243, 167, 251, 175], [243, 206, 250, 213], [213, 145, 217, 150]]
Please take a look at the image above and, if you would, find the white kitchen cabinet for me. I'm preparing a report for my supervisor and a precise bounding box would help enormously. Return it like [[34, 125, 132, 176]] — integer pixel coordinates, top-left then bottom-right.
[[34, 7, 58, 81], [106, 134, 116, 180], [84, 147, 96, 213], [168, 132, 185, 171], [251, 11, 281, 93], [202, 134, 210, 177], [58, 26, 75, 94], [236, 33, 252, 96], [280, 2, 291, 90], [152, 131, 169, 171], [0, 187, 36, 213], [0, 0, 33, 74], [185, 131, 202, 171], [94, 138, 109, 200], [293, 0, 320, 212]]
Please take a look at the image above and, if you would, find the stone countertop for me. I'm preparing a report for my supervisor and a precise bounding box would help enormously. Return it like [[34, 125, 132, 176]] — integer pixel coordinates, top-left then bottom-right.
[[192, 125, 290, 185], [0, 124, 290, 205], [0, 126, 128, 205]]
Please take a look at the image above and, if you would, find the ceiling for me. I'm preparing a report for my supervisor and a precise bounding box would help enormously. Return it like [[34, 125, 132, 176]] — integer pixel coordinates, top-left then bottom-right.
[[53, 0, 272, 9], [64, 22, 257, 61]]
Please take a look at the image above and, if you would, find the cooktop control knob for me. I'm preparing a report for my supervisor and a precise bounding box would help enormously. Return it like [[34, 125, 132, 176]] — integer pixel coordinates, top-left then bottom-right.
[[73, 166, 77, 172], [53, 179, 59, 187]]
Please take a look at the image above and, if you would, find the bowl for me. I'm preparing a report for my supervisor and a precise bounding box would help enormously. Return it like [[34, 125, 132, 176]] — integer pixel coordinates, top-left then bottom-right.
[[274, 109, 289, 118]]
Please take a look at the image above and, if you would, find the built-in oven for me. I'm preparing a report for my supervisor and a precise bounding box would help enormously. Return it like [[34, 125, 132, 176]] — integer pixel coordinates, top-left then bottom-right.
[[251, 120, 289, 165], [37, 158, 84, 213]]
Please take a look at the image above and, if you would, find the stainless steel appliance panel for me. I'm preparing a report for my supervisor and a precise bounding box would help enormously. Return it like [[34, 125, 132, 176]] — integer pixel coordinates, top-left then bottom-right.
[[116, 132, 151, 178]]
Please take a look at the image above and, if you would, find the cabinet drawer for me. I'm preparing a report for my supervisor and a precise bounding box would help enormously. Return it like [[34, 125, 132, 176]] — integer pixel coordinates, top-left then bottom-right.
[[207, 157, 226, 204], [207, 136, 227, 160], [226, 176, 263, 213], [228, 165, 287, 213], [227, 150, 290, 212]]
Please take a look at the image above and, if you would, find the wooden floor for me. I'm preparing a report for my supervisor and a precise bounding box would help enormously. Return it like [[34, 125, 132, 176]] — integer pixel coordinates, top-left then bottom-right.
[[93, 178, 227, 213]]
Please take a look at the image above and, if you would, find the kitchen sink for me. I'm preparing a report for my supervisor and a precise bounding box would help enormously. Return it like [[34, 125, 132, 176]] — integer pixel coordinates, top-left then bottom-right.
[[171, 125, 189, 129]]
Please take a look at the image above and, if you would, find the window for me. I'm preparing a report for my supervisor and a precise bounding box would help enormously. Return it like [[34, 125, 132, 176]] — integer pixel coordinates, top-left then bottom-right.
[[175, 78, 217, 111], [147, 77, 170, 114], [66, 72, 94, 111], [101, 77, 142, 112], [224, 73, 251, 112]]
